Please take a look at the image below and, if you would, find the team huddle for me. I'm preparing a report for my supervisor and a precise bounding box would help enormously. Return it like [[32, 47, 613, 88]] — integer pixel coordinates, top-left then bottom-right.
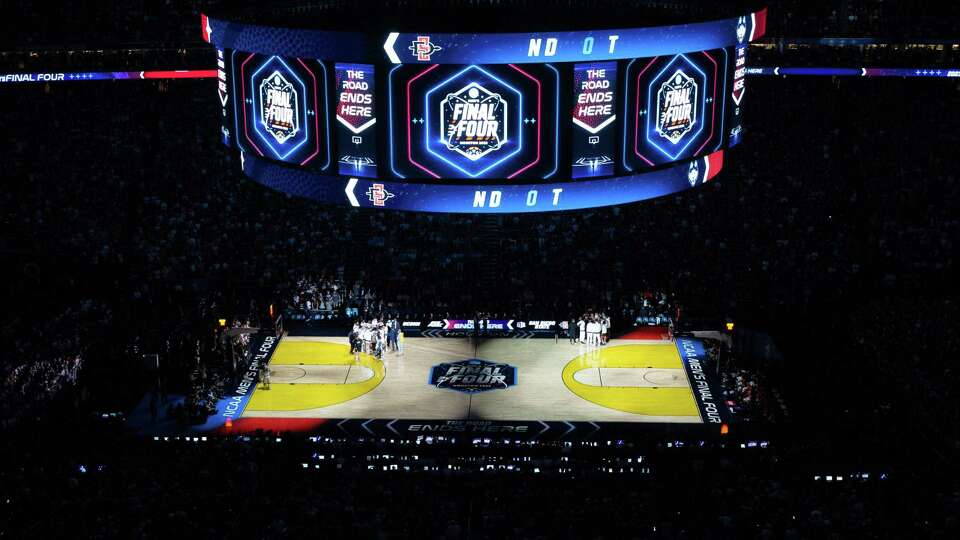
[[349, 318, 403, 359], [568, 313, 611, 346]]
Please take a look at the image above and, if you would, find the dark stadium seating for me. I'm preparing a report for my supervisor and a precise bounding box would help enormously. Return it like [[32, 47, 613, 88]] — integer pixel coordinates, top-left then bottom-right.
[[2, 1, 959, 537]]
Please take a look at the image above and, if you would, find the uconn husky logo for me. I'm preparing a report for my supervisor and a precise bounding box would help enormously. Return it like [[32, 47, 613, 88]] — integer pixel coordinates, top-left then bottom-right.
[[259, 72, 299, 144], [441, 83, 507, 161], [737, 16, 748, 44], [656, 70, 698, 144], [687, 160, 700, 186]]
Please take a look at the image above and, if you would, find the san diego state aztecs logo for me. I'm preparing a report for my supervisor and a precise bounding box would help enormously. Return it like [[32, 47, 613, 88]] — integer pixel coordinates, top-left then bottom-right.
[[656, 70, 698, 144], [260, 71, 299, 144], [440, 83, 507, 161], [429, 359, 516, 393]]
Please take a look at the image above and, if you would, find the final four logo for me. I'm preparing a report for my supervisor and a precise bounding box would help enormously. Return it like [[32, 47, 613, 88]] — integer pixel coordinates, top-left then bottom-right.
[[259, 72, 299, 144], [656, 70, 698, 144], [441, 83, 507, 161], [429, 359, 517, 394]]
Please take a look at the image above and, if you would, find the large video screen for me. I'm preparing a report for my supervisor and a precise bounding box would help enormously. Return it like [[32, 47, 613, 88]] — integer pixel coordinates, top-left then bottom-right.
[[387, 63, 560, 180], [206, 7, 766, 212], [228, 52, 332, 171], [335, 63, 378, 177], [622, 48, 729, 171], [222, 50, 742, 183]]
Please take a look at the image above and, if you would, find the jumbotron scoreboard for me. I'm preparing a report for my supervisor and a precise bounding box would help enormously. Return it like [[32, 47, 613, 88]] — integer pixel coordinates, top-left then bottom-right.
[[203, 1, 767, 213]]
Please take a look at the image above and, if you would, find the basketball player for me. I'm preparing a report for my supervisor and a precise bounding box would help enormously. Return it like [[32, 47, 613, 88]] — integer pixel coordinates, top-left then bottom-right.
[[586, 317, 599, 347]]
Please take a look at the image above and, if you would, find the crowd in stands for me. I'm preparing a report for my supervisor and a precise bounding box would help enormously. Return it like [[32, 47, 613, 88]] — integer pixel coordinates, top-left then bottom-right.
[[7, 0, 222, 49], [286, 273, 347, 312], [699, 339, 768, 423], [283, 274, 391, 318], [624, 291, 674, 326], [9, 1, 960, 50], [843, 297, 960, 459], [2, 56, 957, 430], [1, 420, 957, 539], [2, 25, 960, 536], [764, 0, 960, 39], [750, 40, 960, 69], [0, 47, 212, 74], [0, 300, 112, 427]]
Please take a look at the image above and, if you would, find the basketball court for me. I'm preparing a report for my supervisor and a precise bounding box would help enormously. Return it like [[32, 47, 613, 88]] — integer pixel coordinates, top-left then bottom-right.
[[240, 336, 711, 424]]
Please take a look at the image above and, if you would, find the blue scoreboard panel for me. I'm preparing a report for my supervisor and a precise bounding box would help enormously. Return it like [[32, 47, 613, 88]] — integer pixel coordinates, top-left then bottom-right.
[[387, 63, 559, 180], [622, 48, 729, 171], [205, 7, 767, 212], [230, 52, 331, 171]]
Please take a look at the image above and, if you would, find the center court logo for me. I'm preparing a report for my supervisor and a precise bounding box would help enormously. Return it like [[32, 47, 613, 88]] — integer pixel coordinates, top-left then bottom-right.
[[259, 71, 299, 143], [441, 83, 507, 161], [429, 359, 517, 393], [656, 70, 698, 144]]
